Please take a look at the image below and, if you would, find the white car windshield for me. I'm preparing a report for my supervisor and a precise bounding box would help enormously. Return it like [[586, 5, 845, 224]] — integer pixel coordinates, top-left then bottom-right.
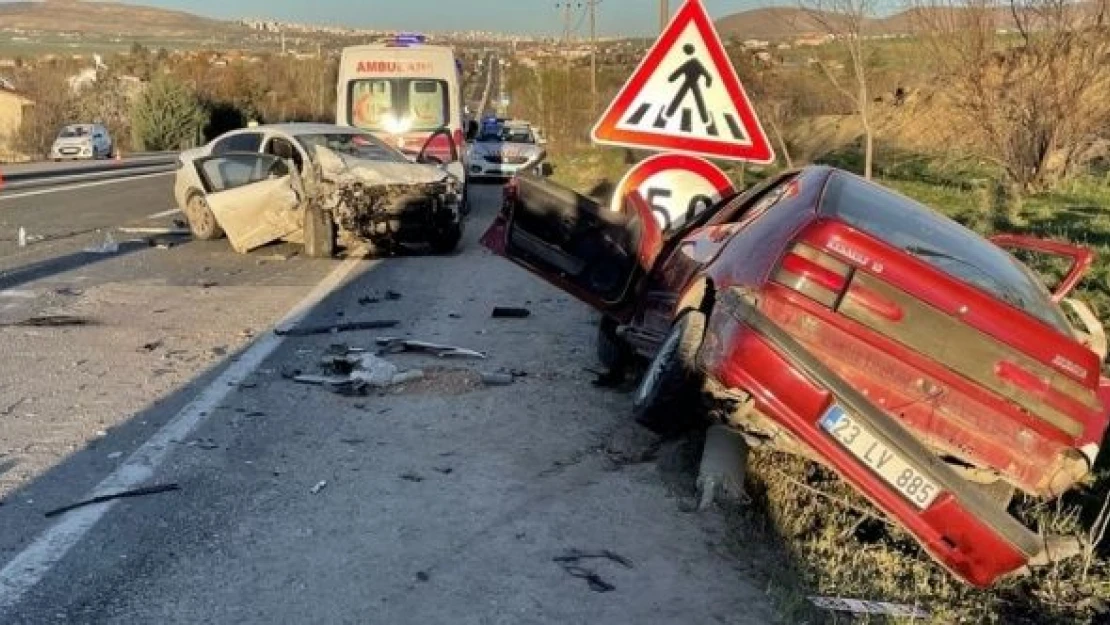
[[59, 127, 89, 138], [295, 133, 407, 163], [501, 127, 535, 144]]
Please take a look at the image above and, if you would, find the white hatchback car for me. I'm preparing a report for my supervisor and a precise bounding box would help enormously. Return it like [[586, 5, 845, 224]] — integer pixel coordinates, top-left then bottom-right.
[[50, 124, 113, 161]]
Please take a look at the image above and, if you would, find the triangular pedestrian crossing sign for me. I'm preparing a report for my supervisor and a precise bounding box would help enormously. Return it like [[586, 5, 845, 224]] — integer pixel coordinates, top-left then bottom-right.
[[591, 0, 775, 165]]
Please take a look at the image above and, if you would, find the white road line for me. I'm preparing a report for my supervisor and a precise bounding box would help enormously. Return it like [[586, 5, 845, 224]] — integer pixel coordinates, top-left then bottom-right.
[[0, 171, 174, 202], [145, 208, 183, 220], [0, 256, 369, 615]]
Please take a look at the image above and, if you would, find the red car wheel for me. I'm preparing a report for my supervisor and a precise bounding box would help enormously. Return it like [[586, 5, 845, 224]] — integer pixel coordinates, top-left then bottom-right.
[[633, 310, 707, 436]]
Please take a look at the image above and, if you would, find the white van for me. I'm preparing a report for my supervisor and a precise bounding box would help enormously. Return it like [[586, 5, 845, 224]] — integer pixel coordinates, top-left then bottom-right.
[[336, 40, 467, 162]]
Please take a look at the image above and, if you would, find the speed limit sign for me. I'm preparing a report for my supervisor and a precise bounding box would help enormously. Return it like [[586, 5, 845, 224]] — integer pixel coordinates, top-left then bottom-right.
[[610, 153, 735, 232]]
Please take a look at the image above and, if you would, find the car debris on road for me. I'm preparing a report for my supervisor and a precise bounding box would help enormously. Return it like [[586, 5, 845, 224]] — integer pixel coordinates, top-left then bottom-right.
[[294, 349, 426, 397], [6, 315, 96, 328], [808, 596, 929, 619], [491, 306, 531, 319], [375, 337, 487, 359], [83, 231, 119, 254], [44, 483, 181, 519], [552, 548, 633, 594], [274, 320, 400, 337]]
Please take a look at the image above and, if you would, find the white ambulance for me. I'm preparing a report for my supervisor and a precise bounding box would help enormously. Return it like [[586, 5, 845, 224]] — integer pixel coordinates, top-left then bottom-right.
[[336, 36, 467, 164]]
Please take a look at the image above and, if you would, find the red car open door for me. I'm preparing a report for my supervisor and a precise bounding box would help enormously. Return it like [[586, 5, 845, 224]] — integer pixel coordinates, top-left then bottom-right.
[[481, 173, 663, 318]]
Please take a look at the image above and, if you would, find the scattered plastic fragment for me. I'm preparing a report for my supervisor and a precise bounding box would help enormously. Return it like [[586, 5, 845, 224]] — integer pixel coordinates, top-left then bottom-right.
[[83, 231, 119, 254], [376, 337, 487, 359], [808, 596, 929, 619], [480, 372, 515, 386]]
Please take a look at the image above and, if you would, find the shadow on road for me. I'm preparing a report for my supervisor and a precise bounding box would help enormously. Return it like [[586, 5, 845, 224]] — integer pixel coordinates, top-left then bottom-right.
[[0, 240, 152, 292]]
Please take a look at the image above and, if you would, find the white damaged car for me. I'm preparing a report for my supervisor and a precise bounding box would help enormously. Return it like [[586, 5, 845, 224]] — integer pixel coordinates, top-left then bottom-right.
[[466, 119, 547, 180], [173, 123, 466, 257]]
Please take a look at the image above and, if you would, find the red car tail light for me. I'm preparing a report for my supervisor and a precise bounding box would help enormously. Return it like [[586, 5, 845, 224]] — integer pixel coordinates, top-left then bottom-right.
[[773, 244, 851, 307], [996, 360, 1051, 396]]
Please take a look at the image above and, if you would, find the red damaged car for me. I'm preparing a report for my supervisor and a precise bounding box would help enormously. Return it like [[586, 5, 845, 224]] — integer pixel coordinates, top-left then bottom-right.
[[481, 164, 1110, 587]]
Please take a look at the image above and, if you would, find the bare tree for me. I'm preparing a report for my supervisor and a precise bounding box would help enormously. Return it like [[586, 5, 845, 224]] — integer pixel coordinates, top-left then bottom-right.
[[799, 0, 878, 178], [910, 0, 1110, 192]]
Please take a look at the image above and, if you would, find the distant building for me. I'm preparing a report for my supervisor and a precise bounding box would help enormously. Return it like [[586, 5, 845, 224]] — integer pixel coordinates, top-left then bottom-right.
[[67, 68, 98, 93], [794, 33, 834, 47], [0, 87, 34, 162]]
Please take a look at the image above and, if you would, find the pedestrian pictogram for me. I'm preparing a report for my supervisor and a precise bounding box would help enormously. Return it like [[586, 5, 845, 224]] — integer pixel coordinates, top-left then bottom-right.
[[591, 0, 775, 165], [610, 153, 735, 233]]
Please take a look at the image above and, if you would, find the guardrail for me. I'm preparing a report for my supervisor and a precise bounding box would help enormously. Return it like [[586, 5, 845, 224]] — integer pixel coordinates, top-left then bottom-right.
[[0, 153, 179, 193]]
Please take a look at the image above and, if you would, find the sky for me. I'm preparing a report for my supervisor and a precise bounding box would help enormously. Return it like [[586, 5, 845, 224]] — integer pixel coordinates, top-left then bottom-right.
[[108, 0, 779, 37]]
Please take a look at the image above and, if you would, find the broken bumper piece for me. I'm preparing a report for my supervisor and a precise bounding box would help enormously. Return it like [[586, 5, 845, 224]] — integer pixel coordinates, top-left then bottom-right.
[[706, 289, 1046, 588]]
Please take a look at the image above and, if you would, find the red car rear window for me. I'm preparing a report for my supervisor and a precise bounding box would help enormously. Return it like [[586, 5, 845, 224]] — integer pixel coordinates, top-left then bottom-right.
[[819, 172, 1071, 333]]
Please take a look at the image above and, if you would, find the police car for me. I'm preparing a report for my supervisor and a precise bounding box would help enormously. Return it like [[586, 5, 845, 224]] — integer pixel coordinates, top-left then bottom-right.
[[466, 118, 547, 180]]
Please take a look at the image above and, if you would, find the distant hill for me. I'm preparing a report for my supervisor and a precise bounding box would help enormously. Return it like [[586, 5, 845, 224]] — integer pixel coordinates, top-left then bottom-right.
[[0, 0, 244, 37], [714, 8, 840, 40], [714, 5, 1038, 40]]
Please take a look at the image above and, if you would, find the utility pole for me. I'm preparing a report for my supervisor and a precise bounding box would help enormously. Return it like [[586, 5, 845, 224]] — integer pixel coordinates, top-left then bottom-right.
[[659, 0, 669, 32], [589, 0, 597, 112], [562, 2, 572, 45]]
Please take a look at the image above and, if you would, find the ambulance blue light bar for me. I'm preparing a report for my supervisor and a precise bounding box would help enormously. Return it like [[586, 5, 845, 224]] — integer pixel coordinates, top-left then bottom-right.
[[390, 33, 427, 46]]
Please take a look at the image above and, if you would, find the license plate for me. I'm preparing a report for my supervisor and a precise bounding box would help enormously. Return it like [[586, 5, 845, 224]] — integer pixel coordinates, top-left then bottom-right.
[[820, 405, 941, 510]]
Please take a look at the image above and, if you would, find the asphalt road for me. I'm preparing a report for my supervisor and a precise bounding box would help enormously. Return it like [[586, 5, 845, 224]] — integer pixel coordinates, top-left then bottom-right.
[[0, 172, 774, 624]]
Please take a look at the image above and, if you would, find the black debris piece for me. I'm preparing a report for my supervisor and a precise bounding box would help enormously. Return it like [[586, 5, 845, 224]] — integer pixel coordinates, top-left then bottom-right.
[[385, 290, 403, 301], [400, 472, 425, 483], [139, 340, 163, 353], [552, 549, 632, 593], [553, 549, 634, 569], [275, 320, 400, 337], [491, 307, 531, 319], [555, 564, 616, 593], [44, 483, 181, 518], [8, 315, 96, 328]]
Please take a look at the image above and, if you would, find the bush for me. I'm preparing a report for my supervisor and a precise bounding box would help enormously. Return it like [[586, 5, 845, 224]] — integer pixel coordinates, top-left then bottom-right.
[[130, 76, 208, 152]]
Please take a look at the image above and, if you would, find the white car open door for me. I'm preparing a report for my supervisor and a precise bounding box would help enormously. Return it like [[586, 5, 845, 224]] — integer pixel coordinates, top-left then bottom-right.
[[192, 153, 304, 254], [416, 127, 465, 182]]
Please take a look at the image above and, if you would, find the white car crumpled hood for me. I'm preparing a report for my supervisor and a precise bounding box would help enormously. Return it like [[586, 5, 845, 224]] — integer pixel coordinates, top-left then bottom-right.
[[313, 146, 449, 187]]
